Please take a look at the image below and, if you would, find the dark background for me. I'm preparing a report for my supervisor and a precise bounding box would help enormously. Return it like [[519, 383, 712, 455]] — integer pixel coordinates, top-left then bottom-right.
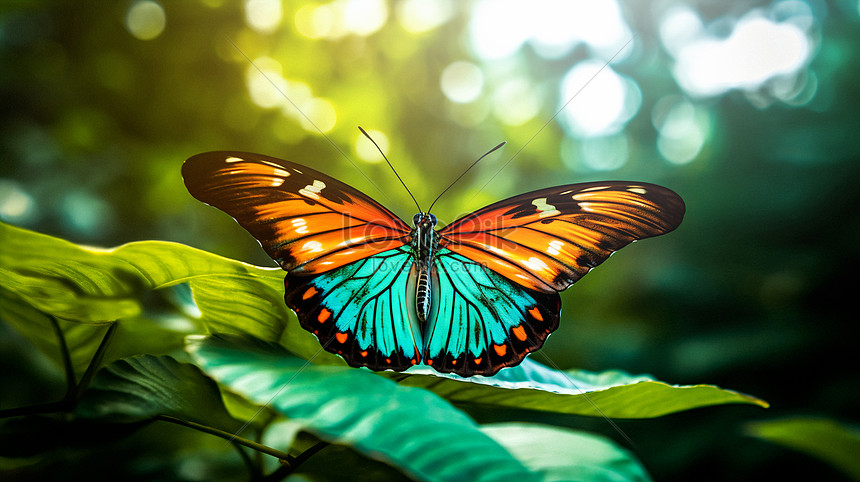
[[1, 1, 858, 480]]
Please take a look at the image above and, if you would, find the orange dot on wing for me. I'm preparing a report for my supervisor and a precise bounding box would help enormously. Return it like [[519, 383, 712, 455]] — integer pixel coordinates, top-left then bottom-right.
[[427, 359, 433, 365], [335, 332, 348, 344], [528, 307, 543, 322], [317, 308, 331, 323], [494, 344, 507, 356], [512, 325, 527, 341], [303, 287, 318, 300], [474, 357, 482, 365], [360, 350, 368, 357]]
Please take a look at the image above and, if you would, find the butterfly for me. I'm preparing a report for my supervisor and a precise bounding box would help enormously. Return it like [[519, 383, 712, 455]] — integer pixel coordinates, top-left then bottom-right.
[[183, 151, 684, 376]]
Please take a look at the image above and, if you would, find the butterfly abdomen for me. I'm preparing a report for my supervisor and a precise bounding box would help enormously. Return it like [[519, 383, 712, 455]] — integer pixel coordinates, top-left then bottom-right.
[[416, 263, 431, 323]]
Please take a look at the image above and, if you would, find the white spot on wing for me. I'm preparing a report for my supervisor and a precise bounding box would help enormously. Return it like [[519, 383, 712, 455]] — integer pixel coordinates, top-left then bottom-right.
[[627, 187, 647, 194], [299, 180, 326, 200], [579, 202, 598, 212], [292, 218, 308, 234], [301, 240, 323, 253], [225, 156, 244, 163], [532, 197, 560, 218], [261, 160, 284, 169], [522, 256, 549, 272], [547, 239, 564, 256]]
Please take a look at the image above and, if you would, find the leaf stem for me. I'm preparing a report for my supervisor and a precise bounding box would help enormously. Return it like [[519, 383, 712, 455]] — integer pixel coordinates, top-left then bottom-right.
[[49, 316, 77, 396], [75, 322, 118, 397], [156, 415, 293, 461], [289, 440, 329, 470], [262, 441, 329, 481]]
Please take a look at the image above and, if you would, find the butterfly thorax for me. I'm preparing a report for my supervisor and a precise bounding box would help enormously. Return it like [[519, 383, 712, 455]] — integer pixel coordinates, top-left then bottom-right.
[[412, 213, 438, 323]]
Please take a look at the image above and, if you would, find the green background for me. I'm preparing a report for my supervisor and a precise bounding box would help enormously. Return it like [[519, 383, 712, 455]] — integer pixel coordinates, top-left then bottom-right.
[[1, 1, 858, 480]]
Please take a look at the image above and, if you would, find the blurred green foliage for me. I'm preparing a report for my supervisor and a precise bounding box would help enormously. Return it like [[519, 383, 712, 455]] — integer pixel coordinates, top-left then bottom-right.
[[1, 0, 859, 480]]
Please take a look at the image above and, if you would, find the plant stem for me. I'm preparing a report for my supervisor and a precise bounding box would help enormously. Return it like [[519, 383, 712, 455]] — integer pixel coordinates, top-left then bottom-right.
[[75, 322, 117, 397], [49, 316, 77, 395], [289, 440, 329, 470], [263, 441, 329, 481], [156, 415, 293, 461]]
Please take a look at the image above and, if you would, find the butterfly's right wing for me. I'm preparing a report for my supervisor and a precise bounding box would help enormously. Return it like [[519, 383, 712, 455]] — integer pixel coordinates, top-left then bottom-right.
[[183, 151, 412, 274]]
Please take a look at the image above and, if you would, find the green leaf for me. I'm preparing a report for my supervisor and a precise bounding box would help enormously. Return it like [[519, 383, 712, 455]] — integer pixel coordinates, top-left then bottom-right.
[[188, 334, 540, 481], [387, 358, 768, 419], [0, 287, 112, 376], [76, 354, 242, 433], [482, 423, 652, 482], [746, 417, 860, 480], [0, 222, 339, 365]]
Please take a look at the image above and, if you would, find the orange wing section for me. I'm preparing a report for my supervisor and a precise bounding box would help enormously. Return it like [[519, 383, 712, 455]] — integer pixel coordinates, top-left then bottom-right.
[[439, 182, 685, 293], [183, 152, 411, 274]]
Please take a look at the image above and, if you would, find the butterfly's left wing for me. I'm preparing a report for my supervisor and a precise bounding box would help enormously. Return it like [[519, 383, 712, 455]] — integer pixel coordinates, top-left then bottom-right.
[[426, 181, 685, 375], [183, 151, 412, 274]]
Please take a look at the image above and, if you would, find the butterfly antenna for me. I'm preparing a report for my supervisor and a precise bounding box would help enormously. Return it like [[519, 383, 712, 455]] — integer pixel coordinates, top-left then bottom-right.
[[358, 126, 422, 213], [427, 141, 506, 213]]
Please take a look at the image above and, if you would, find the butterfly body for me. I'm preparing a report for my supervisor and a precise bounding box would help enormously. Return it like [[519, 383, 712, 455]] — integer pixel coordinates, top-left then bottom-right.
[[412, 212, 438, 323], [183, 151, 685, 376]]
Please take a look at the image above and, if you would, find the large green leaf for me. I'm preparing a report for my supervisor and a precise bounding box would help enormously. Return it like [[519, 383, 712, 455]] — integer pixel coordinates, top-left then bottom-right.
[[746, 417, 860, 480], [76, 355, 243, 434], [386, 359, 768, 418], [0, 222, 337, 366], [482, 423, 651, 481], [188, 334, 540, 481]]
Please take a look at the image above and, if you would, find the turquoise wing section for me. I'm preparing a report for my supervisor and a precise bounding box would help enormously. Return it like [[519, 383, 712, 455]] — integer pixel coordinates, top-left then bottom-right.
[[284, 247, 423, 371], [424, 248, 561, 376]]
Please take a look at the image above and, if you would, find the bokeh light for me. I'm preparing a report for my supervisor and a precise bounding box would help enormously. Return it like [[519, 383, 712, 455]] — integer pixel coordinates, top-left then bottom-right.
[[469, 0, 631, 60], [125, 1, 166, 41], [0, 180, 38, 225], [652, 95, 711, 165], [58, 191, 114, 239], [396, 0, 454, 34], [297, 97, 337, 134], [668, 3, 815, 101], [562, 133, 630, 172], [492, 78, 540, 126], [558, 61, 641, 138], [294, 0, 387, 39], [440, 61, 484, 104], [244, 0, 283, 34]]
